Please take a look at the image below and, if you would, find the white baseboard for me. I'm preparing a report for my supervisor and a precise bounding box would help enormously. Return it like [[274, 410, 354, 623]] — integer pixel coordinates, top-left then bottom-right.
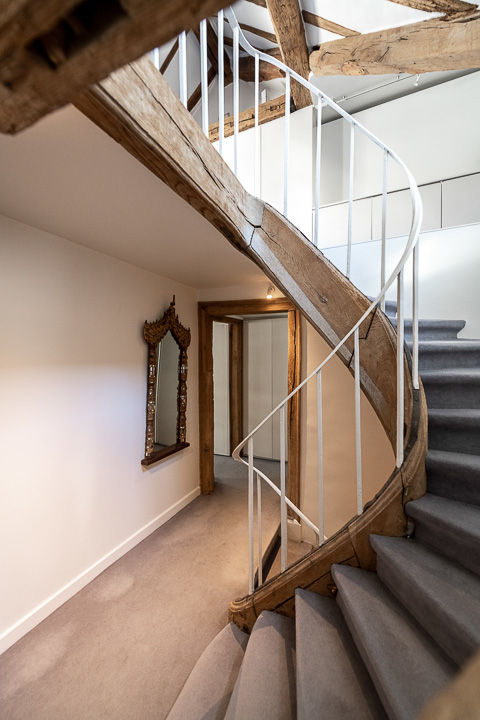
[[0, 485, 201, 656]]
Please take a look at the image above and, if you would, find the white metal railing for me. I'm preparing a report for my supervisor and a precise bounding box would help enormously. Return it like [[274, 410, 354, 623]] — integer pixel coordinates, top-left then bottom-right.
[[161, 8, 423, 593]]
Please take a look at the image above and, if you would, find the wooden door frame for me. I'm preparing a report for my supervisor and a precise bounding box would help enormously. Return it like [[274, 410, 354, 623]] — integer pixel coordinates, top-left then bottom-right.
[[198, 298, 302, 508]]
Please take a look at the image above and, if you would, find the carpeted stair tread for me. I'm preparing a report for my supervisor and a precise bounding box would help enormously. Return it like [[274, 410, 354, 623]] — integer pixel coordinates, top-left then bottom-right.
[[370, 535, 480, 667], [166, 623, 249, 720], [295, 588, 386, 720], [426, 450, 480, 507], [420, 369, 480, 409], [224, 610, 296, 720], [428, 408, 480, 455], [406, 494, 480, 577], [411, 340, 480, 371], [332, 564, 456, 720], [390, 318, 465, 340]]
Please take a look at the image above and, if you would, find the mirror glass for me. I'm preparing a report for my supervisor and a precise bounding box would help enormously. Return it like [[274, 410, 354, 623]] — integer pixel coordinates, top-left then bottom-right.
[[154, 331, 179, 450]]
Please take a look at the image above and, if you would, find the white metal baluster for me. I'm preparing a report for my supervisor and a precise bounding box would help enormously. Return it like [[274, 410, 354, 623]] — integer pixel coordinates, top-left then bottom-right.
[[233, 25, 239, 176], [218, 10, 225, 157], [381, 149, 388, 311], [313, 98, 322, 247], [412, 244, 419, 390], [280, 405, 287, 572], [200, 20, 209, 135], [347, 123, 355, 279], [317, 370, 324, 545], [153, 47, 160, 71], [178, 31, 187, 107], [256, 471, 263, 586], [283, 72, 291, 218], [248, 437, 254, 593], [354, 327, 363, 514], [254, 52, 260, 197], [396, 269, 405, 467]]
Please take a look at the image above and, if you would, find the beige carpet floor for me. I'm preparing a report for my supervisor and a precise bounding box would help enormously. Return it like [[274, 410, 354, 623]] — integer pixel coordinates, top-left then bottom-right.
[[0, 457, 282, 720]]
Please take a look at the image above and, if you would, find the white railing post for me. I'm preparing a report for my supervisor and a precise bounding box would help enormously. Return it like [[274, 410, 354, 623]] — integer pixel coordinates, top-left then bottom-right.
[[354, 327, 363, 514], [254, 52, 260, 197], [248, 437, 254, 593], [256, 471, 263, 586], [217, 10, 225, 157], [280, 405, 287, 573], [178, 31, 187, 108], [412, 244, 419, 390], [283, 72, 290, 219], [233, 25, 239, 176], [347, 123, 355, 279], [396, 269, 405, 467], [317, 370, 324, 545], [381, 149, 388, 312], [200, 20, 209, 135], [313, 99, 322, 247]]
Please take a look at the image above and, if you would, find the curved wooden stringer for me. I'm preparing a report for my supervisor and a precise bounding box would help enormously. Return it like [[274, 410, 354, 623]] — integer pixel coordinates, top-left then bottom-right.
[[75, 57, 428, 631]]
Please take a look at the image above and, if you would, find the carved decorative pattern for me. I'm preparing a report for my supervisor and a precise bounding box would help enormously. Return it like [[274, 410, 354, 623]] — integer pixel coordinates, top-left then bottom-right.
[[143, 297, 191, 462]]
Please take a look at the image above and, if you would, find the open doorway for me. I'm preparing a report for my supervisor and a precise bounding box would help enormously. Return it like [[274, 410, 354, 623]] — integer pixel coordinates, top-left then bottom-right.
[[198, 298, 301, 499]]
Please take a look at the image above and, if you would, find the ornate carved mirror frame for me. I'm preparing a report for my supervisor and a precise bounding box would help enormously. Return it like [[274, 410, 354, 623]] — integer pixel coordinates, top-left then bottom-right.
[[141, 297, 191, 466]]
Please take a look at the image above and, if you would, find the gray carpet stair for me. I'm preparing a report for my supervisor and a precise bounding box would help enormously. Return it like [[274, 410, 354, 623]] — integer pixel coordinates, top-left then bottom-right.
[[168, 311, 480, 719], [224, 611, 296, 720], [426, 449, 480, 506], [295, 588, 386, 720], [406, 494, 480, 577], [332, 564, 456, 720], [166, 623, 249, 720], [370, 534, 480, 667]]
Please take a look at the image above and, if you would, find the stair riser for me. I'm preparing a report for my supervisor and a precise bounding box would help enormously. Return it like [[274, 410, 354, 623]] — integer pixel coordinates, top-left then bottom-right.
[[426, 457, 480, 508], [411, 518, 480, 579], [391, 320, 465, 341], [423, 378, 480, 409], [428, 419, 480, 456], [416, 348, 480, 372]]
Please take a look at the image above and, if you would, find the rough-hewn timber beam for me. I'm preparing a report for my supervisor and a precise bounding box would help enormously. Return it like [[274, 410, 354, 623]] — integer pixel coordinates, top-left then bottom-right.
[[266, 0, 312, 109], [0, 0, 231, 134], [386, 0, 478, 17], [302, 11, 359, 37], [239, 48, 285, 82], [187, 66, 216, 112], [209, 94, 289, 142], [160, 39, 179, 75], [310, 15, 480, 76], [237, 22, 278, 44], [245, 0, 267, 7]]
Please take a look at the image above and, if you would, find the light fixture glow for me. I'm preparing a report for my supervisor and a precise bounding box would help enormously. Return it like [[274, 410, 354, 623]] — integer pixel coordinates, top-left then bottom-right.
[[266, 285, 275, 299]]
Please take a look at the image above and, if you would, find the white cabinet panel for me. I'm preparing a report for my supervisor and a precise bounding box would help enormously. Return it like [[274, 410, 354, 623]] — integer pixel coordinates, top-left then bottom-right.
[[443, 174, 480, 228]]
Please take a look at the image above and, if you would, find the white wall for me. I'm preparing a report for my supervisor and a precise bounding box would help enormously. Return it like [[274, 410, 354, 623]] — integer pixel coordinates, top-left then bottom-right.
[[213, 322, 230, 455], [0, 215, 200, 653]]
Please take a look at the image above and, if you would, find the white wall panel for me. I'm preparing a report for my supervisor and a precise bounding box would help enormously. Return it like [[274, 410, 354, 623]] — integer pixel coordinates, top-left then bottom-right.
[[443, 174, 480, 228], [213, 322, 230, 456]]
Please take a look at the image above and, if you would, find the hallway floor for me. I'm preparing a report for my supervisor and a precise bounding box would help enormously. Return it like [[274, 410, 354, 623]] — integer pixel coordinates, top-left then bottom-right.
[[0, 457, 281, 720]]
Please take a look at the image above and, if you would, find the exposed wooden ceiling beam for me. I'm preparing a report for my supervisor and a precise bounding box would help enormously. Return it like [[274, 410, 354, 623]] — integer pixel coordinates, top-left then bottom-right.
[[245, 0, 267, 7], [385, 0, 478, 16], [187, 66, 216, 112], [160, 39, 179, 75], [239, 48, 285, 82], [0, 0, 231, 134], [237, 22, 278, 44], [209, 94, 291, 142], [265, 0, 312, 109], [310, 15, 480, 75], [302, 11, 359, 37]]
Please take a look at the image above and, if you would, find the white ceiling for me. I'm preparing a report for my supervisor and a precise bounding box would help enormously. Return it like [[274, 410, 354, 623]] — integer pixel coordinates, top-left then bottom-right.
[[0, 105, 266, 290]]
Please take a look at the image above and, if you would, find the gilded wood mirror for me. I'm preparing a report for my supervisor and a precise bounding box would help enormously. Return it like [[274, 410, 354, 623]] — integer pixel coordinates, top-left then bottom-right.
[[142, 297, 191, 466]]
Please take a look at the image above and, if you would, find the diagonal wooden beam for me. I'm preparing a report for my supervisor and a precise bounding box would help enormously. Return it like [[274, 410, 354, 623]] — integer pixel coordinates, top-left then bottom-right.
[[160, 39, 179, 75], [266, 0, 312, 109], [310, 15, 480, 76], [245, 0, 267, 6], [302, 11, 359, 37], [209, 94, 291, 142], [385, 0, 478, 17], [0, 0, 232, 134], [187, 66, 216, 111], [237, 22, 278, 44]]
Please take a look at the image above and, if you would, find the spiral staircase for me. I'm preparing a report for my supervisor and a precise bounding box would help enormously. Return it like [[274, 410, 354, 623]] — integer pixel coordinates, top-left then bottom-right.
[[73, 8, 480, 718]]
